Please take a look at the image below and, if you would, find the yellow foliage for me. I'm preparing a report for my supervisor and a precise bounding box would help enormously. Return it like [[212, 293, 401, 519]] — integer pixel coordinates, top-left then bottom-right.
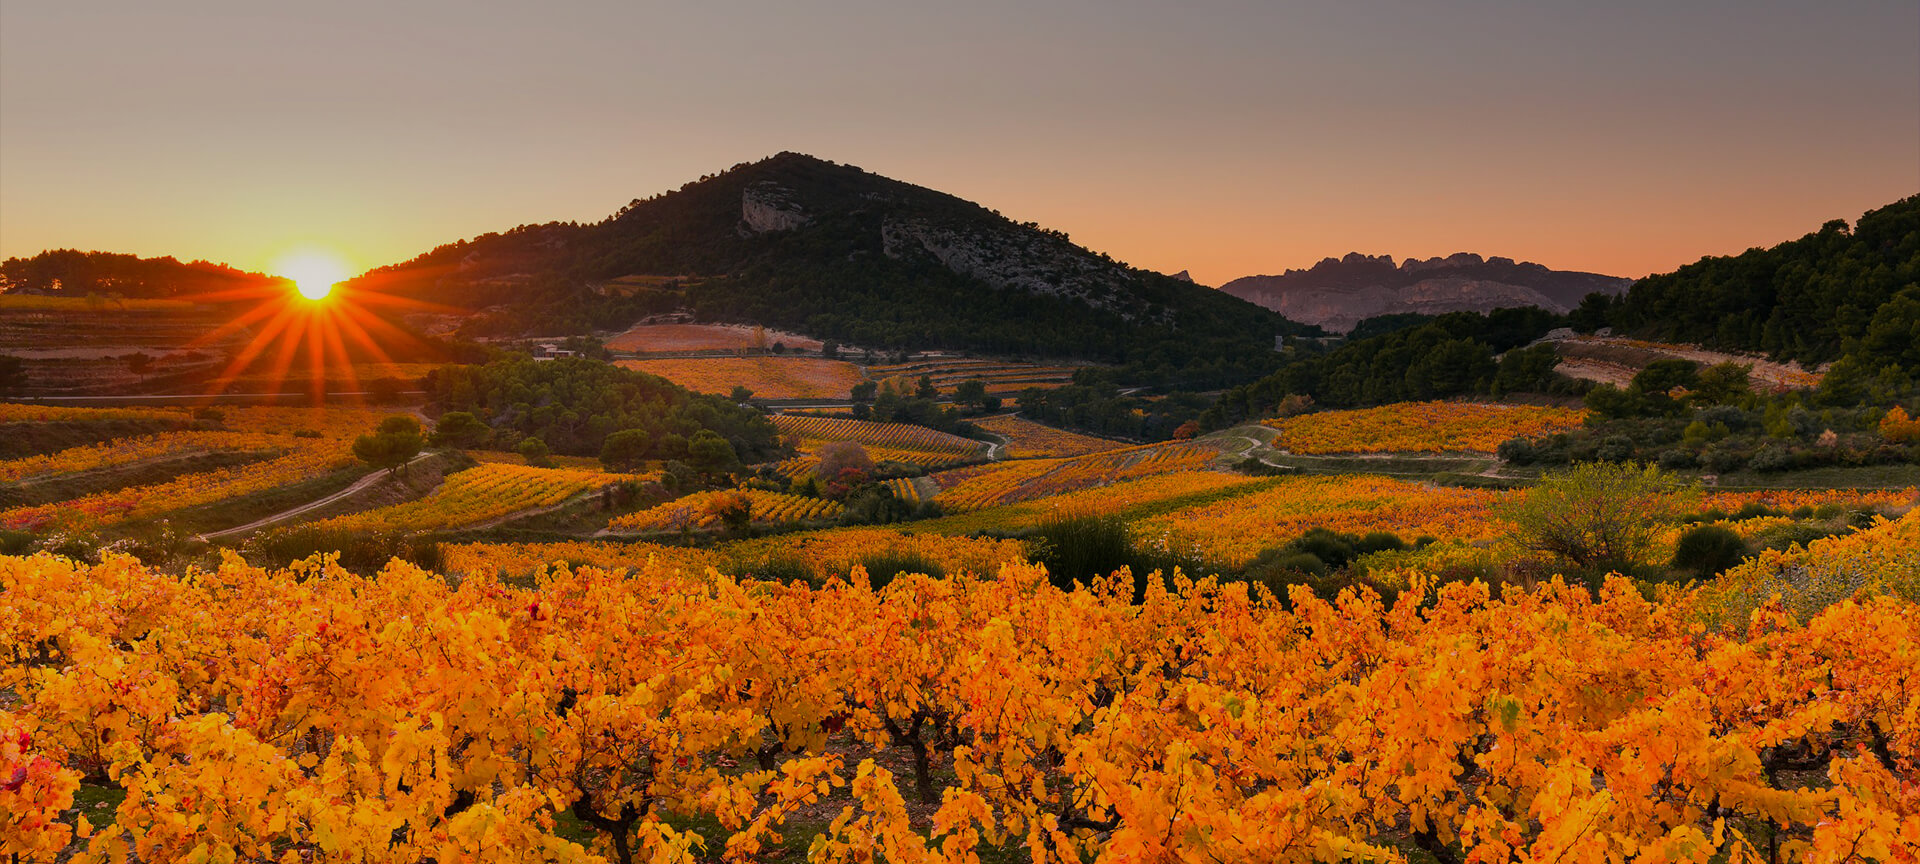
[[2, 552, 1914, 860], [1135, 474, 1509, 566], [616, 357, 864, 399], [971, 415, 1123, 459], [609, 489, 844, 533], [1263, 401, 1588, 454], [1880, 405, 1920, 444], [317, 463, 626, 532]]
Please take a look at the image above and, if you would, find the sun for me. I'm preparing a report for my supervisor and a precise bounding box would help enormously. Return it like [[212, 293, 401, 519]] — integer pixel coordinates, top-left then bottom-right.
[[275, 251, 350, 300]]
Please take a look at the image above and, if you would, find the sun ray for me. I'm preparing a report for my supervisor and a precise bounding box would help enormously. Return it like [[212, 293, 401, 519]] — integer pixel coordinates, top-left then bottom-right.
[[204, 301, 305, 400]]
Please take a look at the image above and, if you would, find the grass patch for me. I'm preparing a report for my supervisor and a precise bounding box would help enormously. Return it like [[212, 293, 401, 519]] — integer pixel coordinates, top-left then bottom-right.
[[1706, 462, 1920, 490], [1260, 453, 1497, 476]]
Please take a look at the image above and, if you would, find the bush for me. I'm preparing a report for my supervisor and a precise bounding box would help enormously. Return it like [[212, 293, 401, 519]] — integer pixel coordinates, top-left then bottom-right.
[[1030, 514, 1137, 590], [1595, 435, 1636, 462], [0, 529, 36, 555], [1672, 524, 1748, 577], [1657, 448, 1697, 470], [1749, 444, 1796, 472], [1702, 444, 1748, 474], [1356, 531, 1408, 555], [1495, 437, 1536, 465], [730, 551, 816, 586], [515, 436, 552, 468], [857, 550, 945, 590], [1503, 462, 1697, 572], [1752, 521, 1848, 552]]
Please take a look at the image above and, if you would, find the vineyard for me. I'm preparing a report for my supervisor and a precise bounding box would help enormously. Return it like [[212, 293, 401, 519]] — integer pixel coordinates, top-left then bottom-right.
[[0, 430, 282, 483], [971, 414, 1123, 459], [773, 415, 987, 457], [916, 470, 1270, 534], [0, 439, 351, 532], [3, 530, 1915, 862], [0, 404, 186, 424], [1263, 401, 1590, 454], [865, 358, 1079, 394], [615, 357, 864, 400], [884, 476, 922, 504], [316, 463, 626, 533], [608, 489, 845, 533], [441, 540, 720, 579], [1135, 474, 1510, 566], [0, 406, 398, 533], [930, 439, 1226, 512]]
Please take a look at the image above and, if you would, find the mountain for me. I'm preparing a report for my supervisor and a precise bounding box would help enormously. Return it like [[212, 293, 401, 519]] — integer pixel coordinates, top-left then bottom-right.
[[351, 153, 1315, 381], [1217, 252, 1630, 333]]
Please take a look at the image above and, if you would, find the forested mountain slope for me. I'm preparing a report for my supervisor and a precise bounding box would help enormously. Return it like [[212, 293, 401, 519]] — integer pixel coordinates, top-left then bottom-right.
[[353, 153, 1314, 384]]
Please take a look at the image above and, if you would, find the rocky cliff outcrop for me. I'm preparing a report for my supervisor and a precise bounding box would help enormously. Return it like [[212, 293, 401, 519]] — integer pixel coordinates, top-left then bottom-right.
[[739, 182, 812, 234], [1219, 252, 1628, 332], [880, 217, 1162, 322]]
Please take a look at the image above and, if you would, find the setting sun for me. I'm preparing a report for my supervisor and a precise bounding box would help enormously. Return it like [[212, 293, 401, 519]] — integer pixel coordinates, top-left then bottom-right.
[[276, 251, 348, 300]]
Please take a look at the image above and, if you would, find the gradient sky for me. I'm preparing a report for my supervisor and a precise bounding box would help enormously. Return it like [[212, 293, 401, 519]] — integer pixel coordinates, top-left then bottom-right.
[[3, 1, 1916, 286]]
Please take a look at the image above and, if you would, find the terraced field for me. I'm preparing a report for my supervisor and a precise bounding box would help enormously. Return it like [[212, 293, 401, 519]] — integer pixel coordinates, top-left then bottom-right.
[[608, 489, 844, 533], [866, 358, 1080, 394], [929, 438, 1228, 512], [316, 462, 624, 532], [973, 414, 1124, 458], [616, 357, 863, 399]]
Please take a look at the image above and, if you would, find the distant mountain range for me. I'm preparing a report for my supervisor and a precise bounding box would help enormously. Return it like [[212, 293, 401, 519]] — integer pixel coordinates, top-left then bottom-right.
[[1217, 252, 1631, 333]]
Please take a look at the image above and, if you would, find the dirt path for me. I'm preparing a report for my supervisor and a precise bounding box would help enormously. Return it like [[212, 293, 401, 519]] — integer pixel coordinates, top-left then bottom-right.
[[1543, 334, 1822, 390], [197, 452, 435, 541]]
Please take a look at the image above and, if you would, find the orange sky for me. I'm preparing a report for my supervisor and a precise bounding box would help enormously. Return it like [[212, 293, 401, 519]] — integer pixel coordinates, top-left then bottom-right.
[[3, 2, 1915, 287]]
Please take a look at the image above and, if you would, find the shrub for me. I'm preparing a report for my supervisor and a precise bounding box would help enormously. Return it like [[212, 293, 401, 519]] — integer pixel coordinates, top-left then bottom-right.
[[1495, 437, 1536, 465], [1356, 531, 1408, 555], [1503, 462, 1697, 572], [1030, 514, 1137, 590], [0, 529, 35, 555], [1672, 524, 1748, 577], [1880, 405, 1920, 443], [1749, 444, 1796, 472], [1702, 444, 1747, 473], [1595, 435, 1636, 462], [1657, 449, 1696, 470], [515, 437, 552, 468], [857, 550, 945, 590], [1291, 528, 1358, 570]]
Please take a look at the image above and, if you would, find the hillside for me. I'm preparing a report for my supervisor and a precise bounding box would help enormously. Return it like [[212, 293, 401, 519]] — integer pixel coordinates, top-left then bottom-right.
[[351, 153, 1314, 381], [0, 249, 289, 300], [1219, 252, 1629, 332], [1587, 194, 1920, 369]]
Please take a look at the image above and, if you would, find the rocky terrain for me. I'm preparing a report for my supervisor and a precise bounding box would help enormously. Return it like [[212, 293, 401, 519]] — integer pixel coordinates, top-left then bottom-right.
[[1219, 252, 1629, 332]]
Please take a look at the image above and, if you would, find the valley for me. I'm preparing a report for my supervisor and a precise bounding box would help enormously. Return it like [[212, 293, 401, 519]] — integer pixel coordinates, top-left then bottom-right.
[[2, 163, 1916, 862]]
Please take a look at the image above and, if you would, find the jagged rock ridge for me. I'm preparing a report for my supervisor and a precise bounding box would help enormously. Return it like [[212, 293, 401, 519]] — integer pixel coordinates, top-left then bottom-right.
[[1219, 252, 1630, 332]]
